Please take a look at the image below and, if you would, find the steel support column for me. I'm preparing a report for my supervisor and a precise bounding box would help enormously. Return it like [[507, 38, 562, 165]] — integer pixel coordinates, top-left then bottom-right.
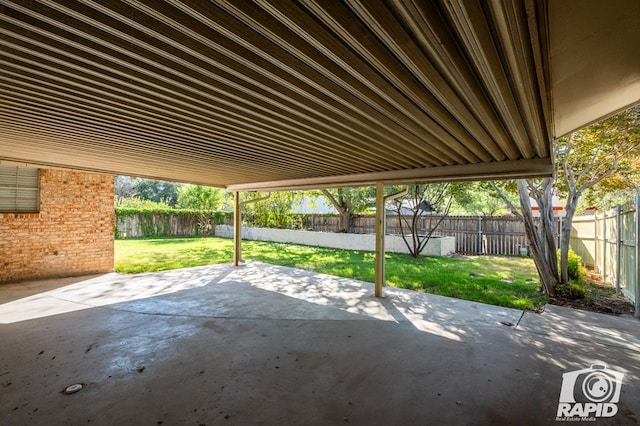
[[233, 191, 241, 266], [232, 192, 271, 267], [615, 205, 622, 296], [375, 183, 385, 297], [374, 184, 409, 297]]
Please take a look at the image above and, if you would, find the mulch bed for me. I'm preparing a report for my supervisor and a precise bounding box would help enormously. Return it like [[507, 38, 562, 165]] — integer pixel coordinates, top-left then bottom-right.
[[547, 274, 636, 316]]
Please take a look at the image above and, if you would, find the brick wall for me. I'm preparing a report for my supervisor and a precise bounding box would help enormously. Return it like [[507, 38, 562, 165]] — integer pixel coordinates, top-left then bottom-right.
[[0, 169, 114, 283]]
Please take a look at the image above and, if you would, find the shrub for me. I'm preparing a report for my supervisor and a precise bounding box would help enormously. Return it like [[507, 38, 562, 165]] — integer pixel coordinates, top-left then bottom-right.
[[565, 248, 587, 282], [555, 248, 587, 299], [556, 281, 586, 299], [115, 195, 173, 209], [114, 205, 232, 238]]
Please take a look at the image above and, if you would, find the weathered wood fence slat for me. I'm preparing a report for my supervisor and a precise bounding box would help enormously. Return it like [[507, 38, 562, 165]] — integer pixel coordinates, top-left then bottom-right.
[[302, 214, 530, 256]]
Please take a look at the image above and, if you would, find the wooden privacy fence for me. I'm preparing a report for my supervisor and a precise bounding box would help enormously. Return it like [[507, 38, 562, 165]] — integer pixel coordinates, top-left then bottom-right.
[[115, 211, 232, 238], [569, 193, 640, 314], [297, 210, 640, 312], [115, 211, 535, 256], [302, 214, 534, 256]]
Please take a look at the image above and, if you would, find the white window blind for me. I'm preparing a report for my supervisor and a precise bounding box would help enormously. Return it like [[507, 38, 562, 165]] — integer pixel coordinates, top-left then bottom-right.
[[0, 166, 39, 212]]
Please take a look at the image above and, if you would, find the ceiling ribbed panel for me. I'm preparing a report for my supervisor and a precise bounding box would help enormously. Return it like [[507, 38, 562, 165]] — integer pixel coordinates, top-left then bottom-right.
[[0, 0, 554, 188]]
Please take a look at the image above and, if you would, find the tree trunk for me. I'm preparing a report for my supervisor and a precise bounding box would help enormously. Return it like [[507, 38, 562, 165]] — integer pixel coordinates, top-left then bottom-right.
[[337, 210, 355, 233], [321, 189, 354, 233], [559, 195, 579, 284], [538, 179, 559, 275], [517, 180, 559, 296]]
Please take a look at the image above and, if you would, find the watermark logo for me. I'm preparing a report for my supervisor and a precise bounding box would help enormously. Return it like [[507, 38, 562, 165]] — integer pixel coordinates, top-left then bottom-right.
[[556, 364, 624, 421]]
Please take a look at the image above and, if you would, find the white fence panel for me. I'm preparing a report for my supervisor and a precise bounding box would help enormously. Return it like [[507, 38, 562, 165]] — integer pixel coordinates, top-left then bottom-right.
[[570, 193, 639, 317]]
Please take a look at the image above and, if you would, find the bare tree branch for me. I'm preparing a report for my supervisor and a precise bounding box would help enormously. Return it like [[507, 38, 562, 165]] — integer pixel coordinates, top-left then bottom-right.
[[320, 189, 344, 215], [490, 182, 522, 218]]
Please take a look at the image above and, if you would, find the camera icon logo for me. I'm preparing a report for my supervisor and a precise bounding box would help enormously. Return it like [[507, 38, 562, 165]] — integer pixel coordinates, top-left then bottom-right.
[[557, 364, 624, 420]]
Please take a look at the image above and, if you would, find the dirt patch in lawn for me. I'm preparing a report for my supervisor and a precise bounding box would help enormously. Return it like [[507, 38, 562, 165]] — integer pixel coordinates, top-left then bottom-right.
[[548, 273, 636, 316]]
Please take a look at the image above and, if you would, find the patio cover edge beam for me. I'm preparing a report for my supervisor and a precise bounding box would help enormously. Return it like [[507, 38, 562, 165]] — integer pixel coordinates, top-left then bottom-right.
[[226, 158, 552, 192]]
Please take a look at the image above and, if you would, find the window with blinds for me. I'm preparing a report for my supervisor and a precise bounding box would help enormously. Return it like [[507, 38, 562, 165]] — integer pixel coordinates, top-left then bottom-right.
[[0, 166, 40, 212]]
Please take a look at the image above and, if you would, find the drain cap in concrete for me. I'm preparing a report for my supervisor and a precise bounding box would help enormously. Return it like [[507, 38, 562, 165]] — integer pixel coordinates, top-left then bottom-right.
[[63, 383, 83, 394]]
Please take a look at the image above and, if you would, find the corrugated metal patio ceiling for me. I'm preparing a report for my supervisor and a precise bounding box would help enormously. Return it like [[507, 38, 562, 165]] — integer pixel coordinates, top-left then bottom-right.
[[1, 1, 638, 189]]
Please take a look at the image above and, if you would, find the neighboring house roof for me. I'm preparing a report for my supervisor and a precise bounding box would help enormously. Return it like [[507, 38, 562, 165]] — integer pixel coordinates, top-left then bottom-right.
[[1, 1, 638, 189], [530, 195, 566, 217]]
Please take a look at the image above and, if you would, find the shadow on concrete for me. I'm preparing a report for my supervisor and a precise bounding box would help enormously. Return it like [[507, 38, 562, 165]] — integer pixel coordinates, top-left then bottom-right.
[[1, 261, 639, 425]]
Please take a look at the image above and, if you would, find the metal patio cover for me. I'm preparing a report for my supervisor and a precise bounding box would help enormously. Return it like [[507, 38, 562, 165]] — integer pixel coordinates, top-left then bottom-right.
[[1, 0, 639, 190]]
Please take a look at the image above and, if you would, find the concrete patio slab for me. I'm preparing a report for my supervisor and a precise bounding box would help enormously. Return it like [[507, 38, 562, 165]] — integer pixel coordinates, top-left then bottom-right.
[[1, 262, 638, 425]]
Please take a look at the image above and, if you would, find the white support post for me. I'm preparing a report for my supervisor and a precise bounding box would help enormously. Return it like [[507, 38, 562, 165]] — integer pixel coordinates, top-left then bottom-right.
[[594, 213, 599, 274], [615, 205, 622, 296], [603, 212, 608, 284], [233, 191, 241, 266], [375, 182, 385, 298], [232, 192, 271, 267], [374, 184, 409, 297]]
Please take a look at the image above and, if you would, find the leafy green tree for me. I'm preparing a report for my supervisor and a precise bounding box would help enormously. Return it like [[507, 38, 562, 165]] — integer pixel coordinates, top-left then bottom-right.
[[244, 191, 305, 229], [449, 181, 514, 216], [320, 187, 376, 232], [494, 106, 639, 296], [176, 185, 226, 211], [574, 120, 640, 211], [134, 178, 180, 206], [555, 105, 640, 285], [585, 169, 640, 210], [176, 185, 228, 235]]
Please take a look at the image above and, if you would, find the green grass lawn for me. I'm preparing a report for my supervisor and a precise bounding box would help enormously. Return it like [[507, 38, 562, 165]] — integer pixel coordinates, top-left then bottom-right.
[[115, 237, 547, 310]]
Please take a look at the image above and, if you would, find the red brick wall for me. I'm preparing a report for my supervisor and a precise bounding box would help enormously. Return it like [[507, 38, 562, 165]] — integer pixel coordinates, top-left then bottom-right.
[[0, 169, 114, 283]]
